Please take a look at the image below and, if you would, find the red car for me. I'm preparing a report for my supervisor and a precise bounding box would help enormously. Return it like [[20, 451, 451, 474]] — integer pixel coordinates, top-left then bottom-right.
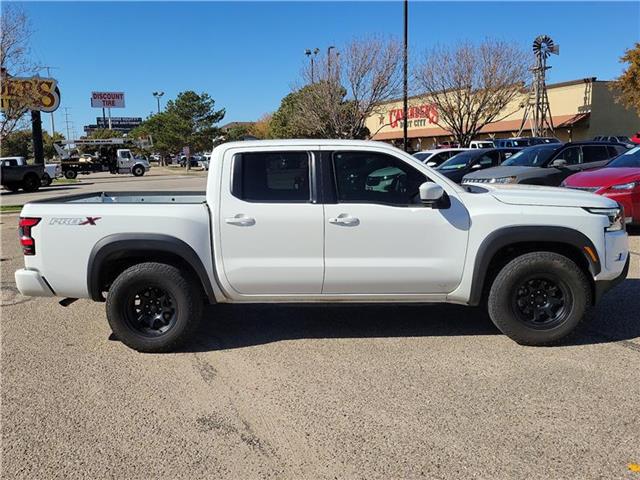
[[632, 131, 640, 145], [562, 146, 640, 225]]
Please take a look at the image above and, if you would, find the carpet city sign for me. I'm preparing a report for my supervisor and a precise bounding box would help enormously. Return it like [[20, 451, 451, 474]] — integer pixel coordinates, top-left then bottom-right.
[[91, 91, 125, 109], [388, 103, 439, 129], [0, 76, 61, 112]]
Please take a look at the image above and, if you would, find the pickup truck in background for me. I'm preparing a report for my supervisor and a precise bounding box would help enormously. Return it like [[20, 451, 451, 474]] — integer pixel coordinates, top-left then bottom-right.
[[2, 157, 44, 192], [15, 140, 630, 352], [1, 157, 62, 189]]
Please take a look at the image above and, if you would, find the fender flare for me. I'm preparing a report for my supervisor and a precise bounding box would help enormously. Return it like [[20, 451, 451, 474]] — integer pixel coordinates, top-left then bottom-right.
[[468, 226, 600, 306], [87, 233, 216, 302]]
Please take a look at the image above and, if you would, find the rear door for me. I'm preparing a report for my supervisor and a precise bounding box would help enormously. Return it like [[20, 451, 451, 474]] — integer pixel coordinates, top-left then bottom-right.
[[218, 148, 324, 295], [579, 145, 614, 171], [321, 148, 469, 295]]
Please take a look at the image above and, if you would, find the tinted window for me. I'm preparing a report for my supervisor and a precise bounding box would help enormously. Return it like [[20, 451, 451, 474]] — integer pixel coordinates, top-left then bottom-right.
[[2, 160, 17, 166], [233, 151, 310, 202], [607, 146, 640, 168], [582, 145, 610, 163], [333, 151, 426, 206], [413, 152, 431, 162], [554, 146, 582, 165], [438, 151, 475, 170]]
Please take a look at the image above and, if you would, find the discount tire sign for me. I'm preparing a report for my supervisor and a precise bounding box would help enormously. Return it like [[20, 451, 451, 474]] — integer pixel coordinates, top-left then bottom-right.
[[91, 91, 125, 108]]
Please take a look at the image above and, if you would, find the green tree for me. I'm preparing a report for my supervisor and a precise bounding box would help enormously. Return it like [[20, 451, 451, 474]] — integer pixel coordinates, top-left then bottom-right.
[[0, 129, 31, 157], [87, 128, 123, 139], [132, 91, 225, 166], [611, 43, 640, 116], [43, 131, 65, 159]]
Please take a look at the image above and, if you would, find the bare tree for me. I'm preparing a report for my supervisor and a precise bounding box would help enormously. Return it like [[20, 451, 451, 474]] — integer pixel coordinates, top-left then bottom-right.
[[1, 5, 38, 141], [291, 37, 403, 139], [413, 39, 529, 146]]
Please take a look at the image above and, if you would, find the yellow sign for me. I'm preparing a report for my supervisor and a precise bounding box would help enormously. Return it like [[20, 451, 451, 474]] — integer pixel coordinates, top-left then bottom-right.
[[0, 76, 60, 112]]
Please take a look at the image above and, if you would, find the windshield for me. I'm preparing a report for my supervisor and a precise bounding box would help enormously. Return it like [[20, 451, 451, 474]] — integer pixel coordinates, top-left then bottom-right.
[[437, 152, 475, 170], [502, 145, 559, 167], [607, 146, 640, 168]]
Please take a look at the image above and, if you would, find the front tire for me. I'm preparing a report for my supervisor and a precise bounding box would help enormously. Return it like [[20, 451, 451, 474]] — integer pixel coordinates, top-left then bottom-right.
[[41, 173, 52, 186], [487, 252, 591, 346], [132, 165, 144, 177], [22, 174, 40, 192], [106, 262, 203, 352]]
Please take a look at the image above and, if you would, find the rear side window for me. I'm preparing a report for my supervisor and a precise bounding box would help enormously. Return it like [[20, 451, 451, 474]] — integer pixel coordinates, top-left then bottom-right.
[[582, 146, 610, 163], [232, 151, 311, 202], [554, 146, 582, 165]]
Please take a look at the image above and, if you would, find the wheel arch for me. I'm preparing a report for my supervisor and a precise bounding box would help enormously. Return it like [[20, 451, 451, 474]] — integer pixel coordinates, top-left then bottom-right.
[[468, 226, 600, 306], [88, 233, 216, 304]]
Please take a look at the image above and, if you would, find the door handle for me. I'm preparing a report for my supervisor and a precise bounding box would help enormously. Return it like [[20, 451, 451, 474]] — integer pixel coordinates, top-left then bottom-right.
[[328, 214, 359, 226], [225, 214, 256, 226]]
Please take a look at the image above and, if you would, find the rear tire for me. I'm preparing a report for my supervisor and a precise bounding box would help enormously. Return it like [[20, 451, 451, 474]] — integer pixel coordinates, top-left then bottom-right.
[[64, 169, 77, 180], [487, 251, 591, 346], [22, 174, 40, 192], [106, 262, 203, 353]]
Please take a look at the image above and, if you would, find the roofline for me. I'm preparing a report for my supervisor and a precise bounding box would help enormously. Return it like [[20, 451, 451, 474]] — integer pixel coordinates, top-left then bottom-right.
[[377, 77, 607, 107]]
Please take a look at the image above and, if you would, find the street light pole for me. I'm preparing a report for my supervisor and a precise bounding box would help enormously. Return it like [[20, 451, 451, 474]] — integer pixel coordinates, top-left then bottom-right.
[[304, 48, 319, 83], [328, 45, 335, 80], [403, 0, 409, 152], [152, 91, 164, 113]]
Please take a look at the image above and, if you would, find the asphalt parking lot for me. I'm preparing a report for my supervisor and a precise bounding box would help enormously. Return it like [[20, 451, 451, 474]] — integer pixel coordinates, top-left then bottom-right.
[[1, 174, 639, 479], [0, 166, 207, 205]]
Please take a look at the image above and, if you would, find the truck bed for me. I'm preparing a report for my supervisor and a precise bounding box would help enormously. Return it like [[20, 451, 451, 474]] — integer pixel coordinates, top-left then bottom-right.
[[30, 191, 207, 204]]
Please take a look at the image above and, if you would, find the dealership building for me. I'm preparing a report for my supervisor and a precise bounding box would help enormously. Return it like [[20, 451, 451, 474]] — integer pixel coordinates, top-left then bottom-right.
[[366, 78, 640, 150]]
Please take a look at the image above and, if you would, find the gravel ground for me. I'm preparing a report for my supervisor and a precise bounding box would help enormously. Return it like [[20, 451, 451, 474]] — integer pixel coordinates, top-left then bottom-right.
[[1, 212, 639, 479]]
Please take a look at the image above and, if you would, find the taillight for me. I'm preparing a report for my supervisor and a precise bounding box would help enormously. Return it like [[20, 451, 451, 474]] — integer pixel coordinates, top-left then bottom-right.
[[18, 217, 41, 255]]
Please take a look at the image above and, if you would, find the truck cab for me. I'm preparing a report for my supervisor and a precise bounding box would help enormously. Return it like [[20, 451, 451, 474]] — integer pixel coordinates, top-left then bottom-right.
[[115, 149, 149, 177]]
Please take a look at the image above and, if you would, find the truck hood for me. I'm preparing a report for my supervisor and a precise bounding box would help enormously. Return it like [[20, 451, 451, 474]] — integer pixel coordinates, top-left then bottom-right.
[[479, 184, 618, 208]]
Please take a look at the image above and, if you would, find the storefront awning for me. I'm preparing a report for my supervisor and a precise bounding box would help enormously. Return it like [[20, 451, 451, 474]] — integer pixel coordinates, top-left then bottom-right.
[[372, 112, 591, 140]]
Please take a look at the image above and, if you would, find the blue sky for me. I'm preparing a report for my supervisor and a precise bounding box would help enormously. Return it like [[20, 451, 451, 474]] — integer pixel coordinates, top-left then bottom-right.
[[15, 1, 640, 136]]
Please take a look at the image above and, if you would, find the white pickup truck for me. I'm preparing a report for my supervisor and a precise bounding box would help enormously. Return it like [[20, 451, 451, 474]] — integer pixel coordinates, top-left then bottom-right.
[[15, 140, 630, 352]]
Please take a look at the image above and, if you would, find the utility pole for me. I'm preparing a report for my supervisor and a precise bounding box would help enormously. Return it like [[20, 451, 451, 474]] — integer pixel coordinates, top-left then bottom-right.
[[64, 107, 72, 152], [403, 0, 409, 152]]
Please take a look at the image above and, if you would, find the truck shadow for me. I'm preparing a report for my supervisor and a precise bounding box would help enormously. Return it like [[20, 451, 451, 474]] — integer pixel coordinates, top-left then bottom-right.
[[184, 279, 640, 352]]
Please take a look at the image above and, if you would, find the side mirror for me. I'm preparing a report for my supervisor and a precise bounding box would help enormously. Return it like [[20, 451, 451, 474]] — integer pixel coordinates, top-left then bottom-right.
[[426, 161, 437, 167], [551, 158, 568, 168], [471, 163, 482, 169], [419, 181, 445, 208]]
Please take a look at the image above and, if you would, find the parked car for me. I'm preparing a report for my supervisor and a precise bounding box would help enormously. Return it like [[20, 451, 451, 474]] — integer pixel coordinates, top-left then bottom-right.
[[413, 148, 469, 167], [462, 142, 628, 186], [1, 157, 61, 187], [631, 132, 640, 145], [593, 135, 635, 148], [493, 137, 560, 148], [1, 157, 44, 192], [562, 146, 640, 225], [14, 140, 629, 352], [469, 140, 495, 149], [435, 148, 522, 183], [179, 155, 200, 168]]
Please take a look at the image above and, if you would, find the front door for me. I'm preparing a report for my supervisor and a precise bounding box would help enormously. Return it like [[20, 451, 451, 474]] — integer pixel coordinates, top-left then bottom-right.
[[322, 150, 470, 295], [218, 149, 324, 295]]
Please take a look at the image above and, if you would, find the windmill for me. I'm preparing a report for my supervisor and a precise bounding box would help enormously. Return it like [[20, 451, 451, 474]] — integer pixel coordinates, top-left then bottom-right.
[[518, 35, 560, 137]]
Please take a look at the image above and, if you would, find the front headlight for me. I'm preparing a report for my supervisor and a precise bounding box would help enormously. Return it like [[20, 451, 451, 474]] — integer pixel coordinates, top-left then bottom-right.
[[610, 181, 637, 191], [490, 176, 518, 184], [584, 207, 625, 232]]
